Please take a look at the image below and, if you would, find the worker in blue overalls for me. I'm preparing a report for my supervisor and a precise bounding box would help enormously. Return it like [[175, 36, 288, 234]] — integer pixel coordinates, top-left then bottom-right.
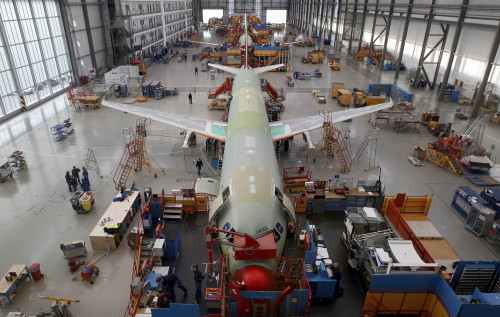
[[65, 171, 72, 192], [72, 166, 81, 184], [81, 167, 90, 191], [156, 274, 187, 301], [82, 167, 89, 181], [70, 175, 78, 192]]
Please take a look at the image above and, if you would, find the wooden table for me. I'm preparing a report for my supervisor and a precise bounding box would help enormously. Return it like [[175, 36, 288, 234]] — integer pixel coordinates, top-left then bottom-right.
[[89, 191, 140, 251], [0, 264, 30, 304]]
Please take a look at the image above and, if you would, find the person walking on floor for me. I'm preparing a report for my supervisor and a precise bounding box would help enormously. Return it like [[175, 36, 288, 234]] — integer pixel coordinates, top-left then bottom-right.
[[156, 274, 187, 301], [188, 93, 192, 104], [191, 264, 205, 304], [330, 262, 344, 296], [65, 171, 72, 192], [184, 54, 187, 62], [194, 66, 198, 76], [72, 166, 81, 184], [70, 175, 78, 192], [196, 158, 203, 176]]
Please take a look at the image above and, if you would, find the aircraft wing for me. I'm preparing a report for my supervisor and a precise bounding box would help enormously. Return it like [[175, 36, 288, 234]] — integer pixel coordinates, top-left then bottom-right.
[[254, 64, 285, 74], [191, 41, 223, 46], [270, 100, 393, 148], [102, 100, 227, 146], [208, 63, 240, 74]]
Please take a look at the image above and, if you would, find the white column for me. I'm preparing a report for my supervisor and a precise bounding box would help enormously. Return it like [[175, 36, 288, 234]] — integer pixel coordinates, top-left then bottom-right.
[[161, 0, 166, 47]]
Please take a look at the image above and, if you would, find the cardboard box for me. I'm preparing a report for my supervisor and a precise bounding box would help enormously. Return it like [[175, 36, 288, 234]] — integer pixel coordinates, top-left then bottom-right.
[[490, 113, 500, 124], [413, 146, 426, 160], [316, 95, 326, 103], [312, 89, 321, 96]]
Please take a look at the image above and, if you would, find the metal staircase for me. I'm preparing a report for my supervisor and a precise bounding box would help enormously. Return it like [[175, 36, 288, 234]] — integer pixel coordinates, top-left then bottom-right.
[[353, 129, 377, 161], [113, 141, 138, 189], [216, 141, 224, 171], [220, 111, 229, 122], [208, 77, 232, 99], [464, 114, 488, 138], [261, 80, 285, 102], [319, 110, 352, 173], [113, 117, 165, 189], [275, 141, 281, 160], [462, 114, 488, 156], [289, 140, 296, 162], [331, 128, 352, 173]]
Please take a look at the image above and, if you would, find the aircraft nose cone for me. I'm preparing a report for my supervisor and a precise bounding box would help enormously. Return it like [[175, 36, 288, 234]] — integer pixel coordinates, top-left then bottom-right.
[[234, 265, 275, 291]]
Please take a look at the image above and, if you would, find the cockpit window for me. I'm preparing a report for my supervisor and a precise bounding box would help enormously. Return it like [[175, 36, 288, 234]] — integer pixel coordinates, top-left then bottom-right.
[[273, 222, 283, 242]]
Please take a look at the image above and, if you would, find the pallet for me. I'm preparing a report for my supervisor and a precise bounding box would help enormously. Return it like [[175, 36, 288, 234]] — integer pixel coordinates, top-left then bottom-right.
[[465, 174, 500, 186], [124, 98, 137, 104], [408, 156, 423, 166]]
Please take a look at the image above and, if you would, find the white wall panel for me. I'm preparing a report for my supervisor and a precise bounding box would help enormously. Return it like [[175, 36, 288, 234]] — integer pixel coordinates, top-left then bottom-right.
[[87, 6, 103, 27], [91, 28, 105, 52], [457, 26, 495, 60], [74, 30, 90, 57], [69, 6, 86, 32], [95, 50, 107, 71]]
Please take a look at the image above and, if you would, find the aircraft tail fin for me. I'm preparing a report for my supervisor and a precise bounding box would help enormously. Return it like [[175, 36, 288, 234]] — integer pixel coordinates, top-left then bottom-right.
[[244, 14, 249, 69]]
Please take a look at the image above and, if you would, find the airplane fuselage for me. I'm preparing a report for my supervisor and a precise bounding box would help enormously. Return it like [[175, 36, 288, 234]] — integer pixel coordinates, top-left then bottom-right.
[[216, 68, 287, 289], [238, 33, 254, 49]]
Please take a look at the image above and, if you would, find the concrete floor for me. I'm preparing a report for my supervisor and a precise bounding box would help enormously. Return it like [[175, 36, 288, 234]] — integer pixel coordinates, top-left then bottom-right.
[[1, 29, 500, 316]]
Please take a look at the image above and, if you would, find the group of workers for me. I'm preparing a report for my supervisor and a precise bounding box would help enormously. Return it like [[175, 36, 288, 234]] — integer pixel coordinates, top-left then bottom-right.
[[65, 166, 90, 192], [153, 264, 205, 308]]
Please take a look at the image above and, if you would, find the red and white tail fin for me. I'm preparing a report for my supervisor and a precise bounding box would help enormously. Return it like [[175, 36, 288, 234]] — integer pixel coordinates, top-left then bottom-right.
[[244, 14, 249, 69]]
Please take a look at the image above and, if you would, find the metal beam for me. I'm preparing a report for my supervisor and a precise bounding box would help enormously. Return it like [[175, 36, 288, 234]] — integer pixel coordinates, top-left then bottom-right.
[[357, 0, 368, 53], [341, 0, 350, 44], [369, 0, 379, 53], [413, 0, 436, 84], [306, 0, 312, 28], [471, 21, 500, 118], [81, 0, 98, 71], [431, 24, 450, 89], [438, 0, 469, 101], [329, 0, 336, 42], [58, 0, 79, 82], [348, 0, 358, 54], [335, 0, 342, 48], [394, 0, 413, 81], [380, 0, 395, 69], [315, 0, 321, 35]]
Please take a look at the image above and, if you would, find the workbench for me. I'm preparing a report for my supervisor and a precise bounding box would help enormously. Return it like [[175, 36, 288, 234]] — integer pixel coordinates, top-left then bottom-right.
[[305, 188, 380, 212], [400, 208, 460, 273], [0, 265, 31, 304], [89, 191, 141, 251]]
